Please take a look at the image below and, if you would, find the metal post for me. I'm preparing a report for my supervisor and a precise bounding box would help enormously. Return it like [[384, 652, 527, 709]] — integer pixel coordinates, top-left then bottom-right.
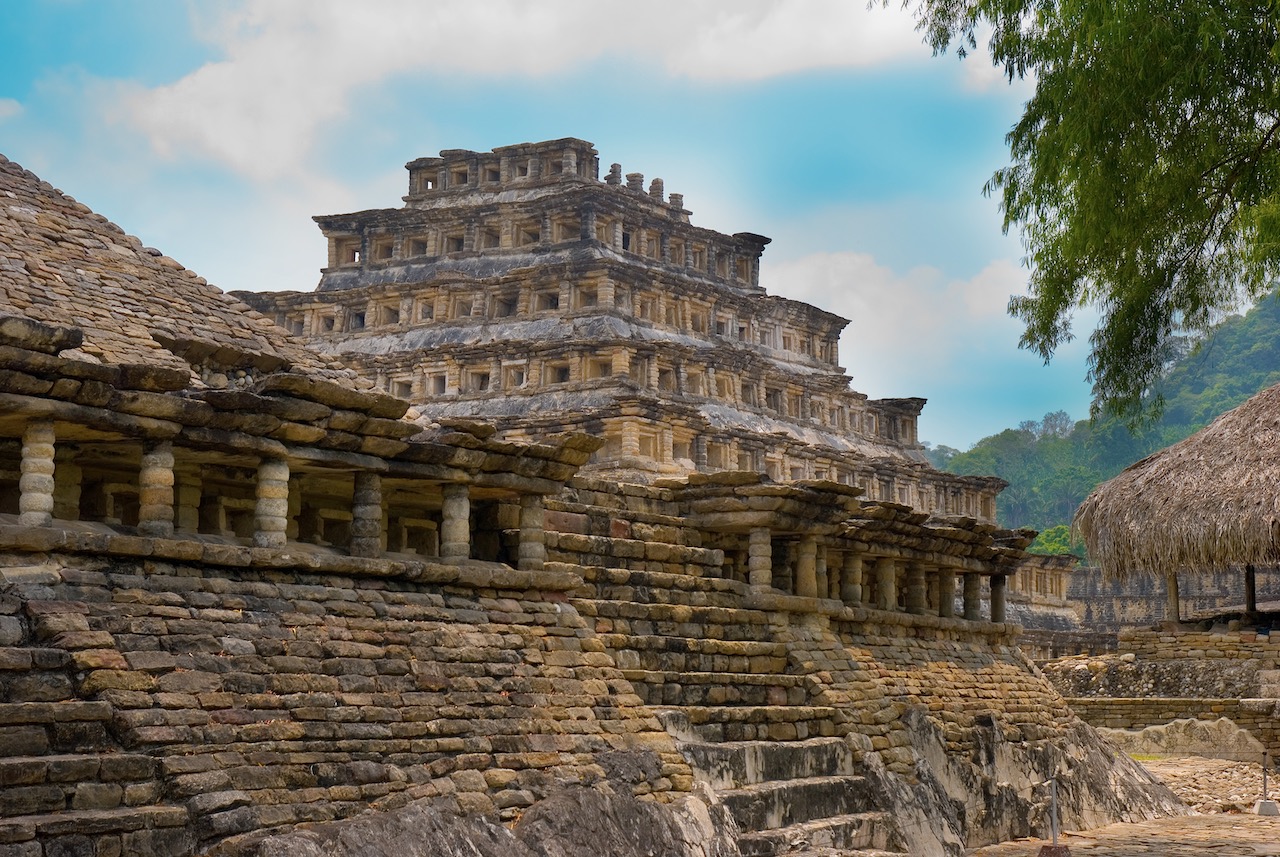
[[1050, 779, 1059, 846], [1255, 750, 1279, 815]]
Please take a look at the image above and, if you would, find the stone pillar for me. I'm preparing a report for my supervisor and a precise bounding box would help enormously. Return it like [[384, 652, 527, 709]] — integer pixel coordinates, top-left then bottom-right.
[[440, 483, 471, 560], [905, 562, 928, 615], [175, 470, 201, 534], [748, 528, 772, 589], [137, 441, 175, 538], [518, 494, 546, 571], [841, 553, 863, 605], [990, 574, 1007, 623], [253, 458, 290, 549], [621, 421, 641, 458], [963, 573, 982, 621], [795, 536, 818, 598], [1165, 569, 1180, 624], [937, 567, 956, 618], [18, 421, 56, 527], [52, 446, 81, 522], [694, 436, 708, 469], [350, 471, 383, 558], [874, 558, 897, 612]]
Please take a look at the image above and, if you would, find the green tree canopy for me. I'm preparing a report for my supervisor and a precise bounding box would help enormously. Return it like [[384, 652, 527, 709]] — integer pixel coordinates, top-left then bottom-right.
[[904, 0, 1280, 424]]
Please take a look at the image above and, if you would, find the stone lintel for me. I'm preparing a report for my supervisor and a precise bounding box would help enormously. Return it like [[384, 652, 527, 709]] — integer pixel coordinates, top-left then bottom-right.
[[472, 472, 564, 496], [0, 392, 182, 440], [177, 425, 287, 459], [744, 589, 845, 616]]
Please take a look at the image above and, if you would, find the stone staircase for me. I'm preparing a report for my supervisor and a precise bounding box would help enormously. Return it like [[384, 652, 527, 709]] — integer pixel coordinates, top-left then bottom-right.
[[668, 720, 907, 856], [0, 596, 194, 856], [578, 565, 842, 741], [575, 565, 908, 856]]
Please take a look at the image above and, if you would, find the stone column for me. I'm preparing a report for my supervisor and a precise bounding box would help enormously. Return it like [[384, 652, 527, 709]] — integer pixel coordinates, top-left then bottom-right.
[[874, 557, 897, 612], [440, 483, 471, 560], [795, 536, 818, 598], [963, 573, 982, 621], [253, 458, 290, 549], [841, 553, 863, 605], [137, 441, 175, 538], [518, 494, 547, 571], [52, 446, 81, 522], [937, 567, 956, 618], [621, 421, 641, 458], [825, 549, 841, 599], [174, 470, 201, 534], [989, 575, 1007, 623], [748, 528, 772, 589], [905, 562, 928, 615], [350, 472, 383, 558], [19, 421, 56, 527]]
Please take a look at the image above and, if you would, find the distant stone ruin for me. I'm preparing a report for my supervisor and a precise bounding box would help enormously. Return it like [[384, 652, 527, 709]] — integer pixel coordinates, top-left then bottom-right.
[[0, 150, 1183, 857], [239, 138, 1003, 520]]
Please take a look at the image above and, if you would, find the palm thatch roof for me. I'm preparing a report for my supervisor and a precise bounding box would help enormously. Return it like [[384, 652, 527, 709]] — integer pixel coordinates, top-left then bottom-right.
[[1075, 383, 1280, 579]]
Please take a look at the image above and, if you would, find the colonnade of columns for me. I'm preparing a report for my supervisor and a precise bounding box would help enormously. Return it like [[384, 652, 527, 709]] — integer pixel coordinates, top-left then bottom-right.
[[744, 525, 1008, 623], [10, 420, 549, 570]]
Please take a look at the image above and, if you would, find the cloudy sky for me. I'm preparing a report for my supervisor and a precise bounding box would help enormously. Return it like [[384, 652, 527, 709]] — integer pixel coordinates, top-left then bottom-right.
[[0, 0, 1098, 449]]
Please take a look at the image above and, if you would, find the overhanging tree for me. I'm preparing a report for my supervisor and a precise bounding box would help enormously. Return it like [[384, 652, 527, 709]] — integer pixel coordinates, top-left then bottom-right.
[[903, 0, 1280, 423]]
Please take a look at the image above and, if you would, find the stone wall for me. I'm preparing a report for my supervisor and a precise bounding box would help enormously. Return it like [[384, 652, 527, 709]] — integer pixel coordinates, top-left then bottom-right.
[[1067, 566, 1280, 629], [1066, 698, 1280, 754], [0, 525, 690, 856]]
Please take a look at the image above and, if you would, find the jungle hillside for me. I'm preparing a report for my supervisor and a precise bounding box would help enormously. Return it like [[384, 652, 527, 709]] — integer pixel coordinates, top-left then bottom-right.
[[926, 292, 1280, 556]]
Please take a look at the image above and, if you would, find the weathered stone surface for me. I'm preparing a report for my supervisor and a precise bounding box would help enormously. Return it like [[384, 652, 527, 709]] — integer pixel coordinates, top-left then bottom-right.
[[209, 788, 736, 857]]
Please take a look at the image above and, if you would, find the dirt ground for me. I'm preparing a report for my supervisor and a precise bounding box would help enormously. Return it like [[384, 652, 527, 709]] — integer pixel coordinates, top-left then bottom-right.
[[965, 756, 1280, 856]]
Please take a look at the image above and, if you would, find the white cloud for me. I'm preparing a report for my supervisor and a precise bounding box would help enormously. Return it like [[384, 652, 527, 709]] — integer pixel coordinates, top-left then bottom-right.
[[763, 250, 1097, 445], [0, 98, 23, 121], [764, 250, 1026, 392], [118, 0, 926, 180]]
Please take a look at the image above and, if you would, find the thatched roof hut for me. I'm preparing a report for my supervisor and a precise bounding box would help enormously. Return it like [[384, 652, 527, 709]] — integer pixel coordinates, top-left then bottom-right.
[[1074, 382, 1280, 621]]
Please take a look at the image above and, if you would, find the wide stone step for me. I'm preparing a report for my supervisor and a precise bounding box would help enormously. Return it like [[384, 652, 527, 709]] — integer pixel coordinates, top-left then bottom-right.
[[0, 701, 113, 724], [0, 805, 189, 843], [721, 774, 877, 833], [0, 753, 160, 818], [625, 670, 809, 707], [0, 702, 116, 757], [579, 568, 746, 605], [599, 633, 785, 657], [678, 737, 853, 789], [664, 706, 841, 742], [576, 599, 774, 638], [738, 811, 903, 856]]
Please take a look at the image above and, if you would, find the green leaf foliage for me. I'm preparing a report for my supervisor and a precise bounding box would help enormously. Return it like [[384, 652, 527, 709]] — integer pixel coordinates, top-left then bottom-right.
[[1027, 524, 1085, 559], [941, 291, 1280, 537], [899, 0, 1280, 425]]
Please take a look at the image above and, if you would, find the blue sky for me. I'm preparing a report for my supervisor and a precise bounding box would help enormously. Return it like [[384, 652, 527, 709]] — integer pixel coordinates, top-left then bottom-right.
[[0, 0, 1099, 449]]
